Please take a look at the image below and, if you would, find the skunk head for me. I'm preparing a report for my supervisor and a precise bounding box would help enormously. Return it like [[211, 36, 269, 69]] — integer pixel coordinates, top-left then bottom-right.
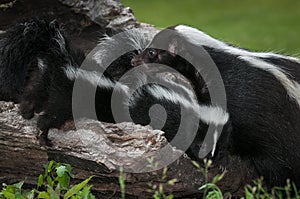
[[130, 26, 192, 73], [93, 28, 158, 80]]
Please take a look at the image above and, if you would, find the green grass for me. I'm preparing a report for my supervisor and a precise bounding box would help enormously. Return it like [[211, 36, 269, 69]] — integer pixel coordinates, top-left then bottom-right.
[[0, 161, 95, 199], [2, 160, 300, 198], [123, 0, 300, 56]]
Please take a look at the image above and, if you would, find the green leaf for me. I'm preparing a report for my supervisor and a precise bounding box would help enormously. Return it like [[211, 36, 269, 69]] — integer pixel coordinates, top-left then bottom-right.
[[46, 176, 54, 188], [63, 176, 93, 199], [244, 188, 254, 199], [212, 172, 225, 184], [1, 190, 16, 199], [38, 191, 50, 199], [118, 167, 125, 199], [38, 174, 44, 188], [89, 193, 96, 199], [199, 183, 217, 191], [206, 189, 223, 199], [192, 161, 201, 169], [167, 194, 174, 199], [46, 161, 54, 175], [14, 192, 25, 199], [56, 175, 70, 190], [81, 185, 94, 199], [23, 190, 35, 199], [162, 167, 168, 180], [167, 178, 177, 185], [64, 164, 74, 178], [6, 184, 17, 193], [81, 187, 89, 199], [54, 183, 61, 196], [13, 181, 24, 190], [48, 186, 59, 199], [153, 195, 160, 199], [56, 166, 67, 177]]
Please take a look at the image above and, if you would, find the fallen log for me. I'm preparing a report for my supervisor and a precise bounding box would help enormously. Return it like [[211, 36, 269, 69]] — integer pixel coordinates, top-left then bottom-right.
[[0, 101, 257, 198]]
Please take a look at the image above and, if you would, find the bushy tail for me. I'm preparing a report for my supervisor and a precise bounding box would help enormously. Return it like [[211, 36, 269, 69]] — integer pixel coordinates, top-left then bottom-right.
[[0, 18, 68, 101]]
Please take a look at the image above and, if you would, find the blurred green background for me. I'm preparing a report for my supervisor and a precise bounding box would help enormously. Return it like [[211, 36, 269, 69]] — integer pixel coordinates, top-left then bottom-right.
[[123, 0, 300, 57]]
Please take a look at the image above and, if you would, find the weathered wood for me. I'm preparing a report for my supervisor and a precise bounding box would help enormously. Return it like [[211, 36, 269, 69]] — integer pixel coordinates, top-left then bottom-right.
[[0, 0, 142, 54], [0, 101, 257, 198], [0, 102, 199, 198], [58, 0, 138, 29]]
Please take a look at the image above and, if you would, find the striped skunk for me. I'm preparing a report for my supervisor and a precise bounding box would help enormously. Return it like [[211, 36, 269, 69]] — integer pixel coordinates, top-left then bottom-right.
[[0, 18, 231, 166], [131, 25, 300, 187]]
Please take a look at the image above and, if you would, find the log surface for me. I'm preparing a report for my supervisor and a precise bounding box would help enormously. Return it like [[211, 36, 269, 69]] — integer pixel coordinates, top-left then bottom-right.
[[0, 101, 203, 198], [0, 101, 257, 198]]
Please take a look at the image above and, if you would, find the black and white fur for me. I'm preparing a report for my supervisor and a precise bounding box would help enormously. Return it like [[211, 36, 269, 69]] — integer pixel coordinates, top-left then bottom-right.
[[0, 18, 85, 118], [0, 18, 59, 102], [1, 19, 229, 165], [131, 25, 300, 187], [45, 25, 230, 163]]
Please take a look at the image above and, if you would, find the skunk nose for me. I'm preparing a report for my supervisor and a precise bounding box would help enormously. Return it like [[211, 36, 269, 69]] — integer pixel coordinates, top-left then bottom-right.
[[131, 57, 140, 67]]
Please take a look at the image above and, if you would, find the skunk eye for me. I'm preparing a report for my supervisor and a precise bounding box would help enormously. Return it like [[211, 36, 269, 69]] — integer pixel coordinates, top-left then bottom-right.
[[148, 49, 157, 59]]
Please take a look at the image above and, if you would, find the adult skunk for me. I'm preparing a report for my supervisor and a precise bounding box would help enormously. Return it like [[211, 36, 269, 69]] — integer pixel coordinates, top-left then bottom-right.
[[131, 25, 300, 187]]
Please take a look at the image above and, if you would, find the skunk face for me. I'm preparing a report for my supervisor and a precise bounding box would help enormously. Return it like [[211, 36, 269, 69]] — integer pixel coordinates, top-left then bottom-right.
[[93, 28, 159, 79], [105, 50, 139, 80], [131, 48, 163, 66], [132, 48, 185, 72]]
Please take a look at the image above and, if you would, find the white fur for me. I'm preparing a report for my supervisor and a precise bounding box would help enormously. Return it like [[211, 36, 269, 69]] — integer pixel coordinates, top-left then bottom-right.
[[198, 106, 229, 126], [175, 25, 300, 63], [124, 28, 159, 52], [159, 77, 198, 105], [126, 81, 228, 125], [175, 25, 300, 106], [63, 66, 129, 92], [93, 28, 158, 67], [240, 56, 300, 106], [211, 130, 218, 157], [37, 58, 47, 73], [63, 65, 77, 80], [54, 29, 67, 54], [146, 85, 229, 126]]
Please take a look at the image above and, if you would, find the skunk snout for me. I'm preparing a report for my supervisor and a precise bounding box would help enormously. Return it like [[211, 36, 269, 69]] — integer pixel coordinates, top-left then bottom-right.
[[131, 55, 143, 67]]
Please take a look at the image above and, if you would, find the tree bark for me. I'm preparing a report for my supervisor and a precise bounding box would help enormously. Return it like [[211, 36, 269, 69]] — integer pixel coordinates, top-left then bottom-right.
[[0, 101, 257, 198], [0, 0, 144, 53], [0, 0, 258, 198]]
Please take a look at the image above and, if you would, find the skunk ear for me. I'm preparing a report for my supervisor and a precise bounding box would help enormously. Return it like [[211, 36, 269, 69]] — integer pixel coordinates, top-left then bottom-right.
[[168, 38, 178, 57]]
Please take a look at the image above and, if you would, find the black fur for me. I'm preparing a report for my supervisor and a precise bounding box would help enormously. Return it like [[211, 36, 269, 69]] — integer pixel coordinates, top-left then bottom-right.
[[2, 19, 238, 179], [0, 18, 85, 143], [131, 25, 300, 187], [9, 18, 300, 188], [0, 18, 85, 120], [2, 19, 214, 166], [0, 18, 63, 101]]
